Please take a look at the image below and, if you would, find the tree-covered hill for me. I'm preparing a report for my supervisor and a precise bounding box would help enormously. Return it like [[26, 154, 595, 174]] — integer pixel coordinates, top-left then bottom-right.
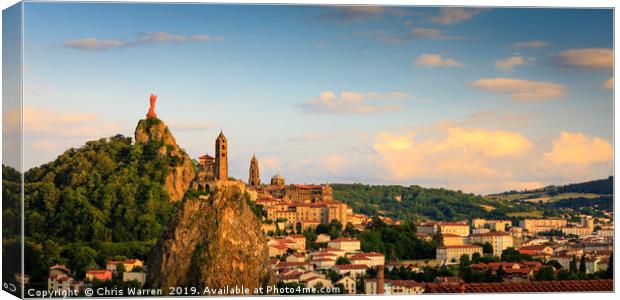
[[23, 134, 179, 244], [2, 118, 197, 284], [331, 184, 512, 221], [331, 177, 613, 222]]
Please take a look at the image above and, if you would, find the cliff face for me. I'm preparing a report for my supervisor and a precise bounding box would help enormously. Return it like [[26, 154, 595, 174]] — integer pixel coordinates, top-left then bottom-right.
[[134, 118, 195, 202], [145, 183, 274, 293]]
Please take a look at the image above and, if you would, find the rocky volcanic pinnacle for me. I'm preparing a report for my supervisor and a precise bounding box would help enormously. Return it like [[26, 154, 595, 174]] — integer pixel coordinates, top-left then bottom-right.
[[145, 183, 274, 293], [134, 118, 195, 202]]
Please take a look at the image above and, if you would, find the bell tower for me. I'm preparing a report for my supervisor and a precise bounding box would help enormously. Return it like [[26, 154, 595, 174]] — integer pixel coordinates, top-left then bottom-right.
[[215, 131, 228, 181], [249, 154, 260, 188]]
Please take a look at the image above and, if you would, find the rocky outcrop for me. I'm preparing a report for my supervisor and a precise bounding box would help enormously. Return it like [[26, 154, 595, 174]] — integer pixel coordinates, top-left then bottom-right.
[[134, 118, 195, 202], [145, 183, 274, 294]]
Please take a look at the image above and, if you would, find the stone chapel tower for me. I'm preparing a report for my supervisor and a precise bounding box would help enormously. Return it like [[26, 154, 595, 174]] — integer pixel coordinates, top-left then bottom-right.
[[215, 131, 228, 181], [249, 154, 260, 188]]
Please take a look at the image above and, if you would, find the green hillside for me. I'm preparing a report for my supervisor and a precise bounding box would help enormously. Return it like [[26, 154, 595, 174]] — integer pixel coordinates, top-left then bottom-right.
[[331, 178, 613, 222]]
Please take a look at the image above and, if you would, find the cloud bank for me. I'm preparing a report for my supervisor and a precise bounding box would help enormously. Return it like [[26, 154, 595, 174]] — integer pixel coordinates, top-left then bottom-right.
[[64, 32, 222, 51], [470, 78, 565, 101]]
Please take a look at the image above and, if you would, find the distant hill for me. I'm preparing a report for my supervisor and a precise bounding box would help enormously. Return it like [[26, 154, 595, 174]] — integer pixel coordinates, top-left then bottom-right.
[[490, 176, 613, 197], [331, 177, 613, 222], [331, 184, 512, 222]]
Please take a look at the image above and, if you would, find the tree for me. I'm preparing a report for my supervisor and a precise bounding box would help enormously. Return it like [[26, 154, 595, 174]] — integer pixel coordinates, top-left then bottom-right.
[[496, 266, 506, 281], [459, 254, 471, 268], [579, 255, 587, 274], [336, 257, 351, 265], [343, 222, 358, 237], [605, 254, 613, 279], [471, 252, 482, 264], [501, 248, 522, 262], [546, 259, 562, 270], [569, 256, 578, 273], [535, 266, 556, 281], [482, 243, 493, 255]]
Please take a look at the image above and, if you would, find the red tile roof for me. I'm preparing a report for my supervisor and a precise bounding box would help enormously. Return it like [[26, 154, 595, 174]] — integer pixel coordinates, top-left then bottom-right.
[[437, 245, 482, 249], [334, 264, 369, 270], [470, 231, 511, 237], [291, 184, 324, 189], [329, 238, 360, 242], [424, 279, 613, 293]]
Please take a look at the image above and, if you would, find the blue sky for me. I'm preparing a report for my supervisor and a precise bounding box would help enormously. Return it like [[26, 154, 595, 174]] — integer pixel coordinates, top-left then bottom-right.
[[16, 3, 613, 194]]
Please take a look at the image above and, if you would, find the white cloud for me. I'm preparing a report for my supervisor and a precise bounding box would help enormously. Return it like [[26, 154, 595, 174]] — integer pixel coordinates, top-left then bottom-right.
[[511, 40, 549, 49], [555, 48, 613, 70], [495, 56, 526, 73], [411, 28, 462, 40], [470, 78, 565, 101], [64, 32, 222, 51], [429, 7, 487, 25], [544, 132, 612, 165], [63, 38, 124, 51], [353, 28, 461, 44], [415, 54, 463, 67], [300, 91, 409, 114]]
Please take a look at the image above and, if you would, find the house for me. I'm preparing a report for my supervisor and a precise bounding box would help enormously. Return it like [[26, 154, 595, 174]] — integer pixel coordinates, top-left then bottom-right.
[[268, 244, 289, 257], [328, 238, 361, 253], [48, 265, 82, 293], [286, 253, 306, 263], [301, 276, 332, 289], [336, 276, 356, 294], [364, 279, 425, 295], [312, 247, 346, 257], [315, 234, 331, 243], [106, 259, 144, 274], [122, 272, 146, 286], [436, 245, 483, 264], [275, 261, 313, 273], [285, 234, 307, 251], [348, 252, 385, 267], [332, 264, 369, 278], [518, 245, 554, 257], [467, 231, 513, 256], [85, 270, 113, 282], [442, 233, 465, 246], [310, 257, 336, 269], [277, 270, 304, 283]]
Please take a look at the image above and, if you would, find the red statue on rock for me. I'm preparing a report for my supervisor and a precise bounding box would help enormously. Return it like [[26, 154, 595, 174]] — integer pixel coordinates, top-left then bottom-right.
[[147, 94, 157, 118]]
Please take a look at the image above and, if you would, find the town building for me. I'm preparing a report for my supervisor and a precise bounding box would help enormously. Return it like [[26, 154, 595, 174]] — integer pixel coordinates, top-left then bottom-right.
[[417, 221, 470, 236], [85, 270, 113, 282], [106, 259, 144, 274], [332, 264, 369, 278], [285, 184, 333, 203], [123, 272, 146, 286], [472, 219, 512, 231], [248, 154, 260, 188], [467, 231, 513, 256], [436, 245, 483, 264], [328, 238, 361, 253], [518, 245, 554, 258], [336, 276, 356, 294], [519, 219, 567, 234], [48, 265, 82, 293], [442, 233, 465, 246]]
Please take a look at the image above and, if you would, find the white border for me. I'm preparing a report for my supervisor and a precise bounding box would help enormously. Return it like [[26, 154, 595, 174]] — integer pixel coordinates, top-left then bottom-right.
[[0, 1, 616, 300]]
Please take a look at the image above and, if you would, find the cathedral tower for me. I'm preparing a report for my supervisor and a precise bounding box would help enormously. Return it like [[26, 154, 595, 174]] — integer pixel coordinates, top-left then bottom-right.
[[249, 154, 260, 188], [215, 131, 228, 181]]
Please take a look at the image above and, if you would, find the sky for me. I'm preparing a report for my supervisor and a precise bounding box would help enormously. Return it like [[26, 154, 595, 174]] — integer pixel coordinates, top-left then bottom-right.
[[9, 2, 614, 194]]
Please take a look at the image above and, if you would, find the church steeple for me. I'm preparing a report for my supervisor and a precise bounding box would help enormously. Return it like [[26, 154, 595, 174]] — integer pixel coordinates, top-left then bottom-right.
[[249, 153, 260, 188], [215, 131, 228, 181]]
